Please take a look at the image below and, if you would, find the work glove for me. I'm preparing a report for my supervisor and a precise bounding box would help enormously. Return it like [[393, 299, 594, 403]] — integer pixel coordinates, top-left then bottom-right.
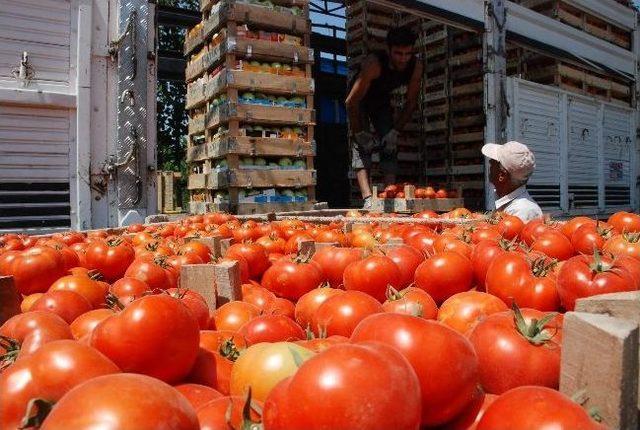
[[353, 131, 378, 154], [381, 129, 400, 156]]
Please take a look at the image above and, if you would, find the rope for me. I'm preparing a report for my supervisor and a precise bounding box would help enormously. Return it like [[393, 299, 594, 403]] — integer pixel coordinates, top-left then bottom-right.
[[273, 215, 486, 225]]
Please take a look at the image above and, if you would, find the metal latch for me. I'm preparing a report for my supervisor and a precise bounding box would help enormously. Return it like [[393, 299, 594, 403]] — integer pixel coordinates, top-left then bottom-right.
[[12, 52, 35, 87]]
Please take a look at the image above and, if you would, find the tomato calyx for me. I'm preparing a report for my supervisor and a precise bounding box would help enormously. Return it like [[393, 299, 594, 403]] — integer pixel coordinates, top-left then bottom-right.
[[529, 257, 558, 278], [589, 250, 614, 273], [623, 232, 640, 244], [20, 398, 55, 429], [498, 237, 520, 251], [106, 237, 124, 247], [225, 387, 263, 430], [512, 304, 559, 346], [571, 390, 604, 423], [0, 335, 21, 370], [105, 292, 126, 311], [220, 338, 242, 362]]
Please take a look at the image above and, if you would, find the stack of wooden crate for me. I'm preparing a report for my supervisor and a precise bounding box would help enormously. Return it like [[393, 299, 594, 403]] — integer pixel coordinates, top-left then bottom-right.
[[184, 0, 316, 214], [510, 0, 635, 107], [345, 1, 425, 207]]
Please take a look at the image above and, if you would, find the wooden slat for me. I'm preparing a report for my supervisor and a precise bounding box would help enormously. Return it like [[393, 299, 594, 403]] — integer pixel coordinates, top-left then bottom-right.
[[206, 69, 313, 99], [207, 135, 314, 158], [206, 103, 314, 129], [205, 169, 316, 189]]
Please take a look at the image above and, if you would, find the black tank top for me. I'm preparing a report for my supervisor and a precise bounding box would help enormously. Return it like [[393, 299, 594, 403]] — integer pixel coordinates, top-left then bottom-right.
[[352, 50, 417, 114]]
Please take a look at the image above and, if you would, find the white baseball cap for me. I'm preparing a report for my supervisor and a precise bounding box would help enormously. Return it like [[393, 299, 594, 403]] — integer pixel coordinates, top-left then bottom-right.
[[482, 141, 536, 182]]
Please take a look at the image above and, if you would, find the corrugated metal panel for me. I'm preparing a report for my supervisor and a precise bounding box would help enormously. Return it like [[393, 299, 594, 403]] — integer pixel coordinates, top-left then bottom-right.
[[514, 82, 562, 210], [567, 97, 599, 208], [0, 105, 70, 229], [603, 105, 632, 207], [0, 0, 71, 84]]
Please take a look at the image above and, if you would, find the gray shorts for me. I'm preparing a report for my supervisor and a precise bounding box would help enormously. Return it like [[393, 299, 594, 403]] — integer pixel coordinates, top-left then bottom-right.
[[351, 106, 398, 174]]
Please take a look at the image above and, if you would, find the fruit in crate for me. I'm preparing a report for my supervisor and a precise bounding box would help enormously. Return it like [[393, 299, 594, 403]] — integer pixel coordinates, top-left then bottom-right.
[[293, 159, 306, 169], [278, 157, 293, 168], [276, 96, 289, 106], [240, 92, 255, 103], [255, 158, 267, 166], [240, 157, 254, 166]]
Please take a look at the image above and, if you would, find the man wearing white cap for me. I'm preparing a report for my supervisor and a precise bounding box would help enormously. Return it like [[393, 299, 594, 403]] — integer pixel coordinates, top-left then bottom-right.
[[481, 141, 543, 222]]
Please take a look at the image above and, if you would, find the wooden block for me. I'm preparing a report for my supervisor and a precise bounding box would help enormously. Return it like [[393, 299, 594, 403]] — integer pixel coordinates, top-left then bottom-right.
[[404, 185, 415, 199], [180, 265, 217, 311], [220, 238, 233, 256], [298, 239, 316, 257], [0, 276, 21, 325], [560, 311, 639, 430], [314, 242, 338, 250], [193, 236, 223, 259], [213, 261, 242, 305]]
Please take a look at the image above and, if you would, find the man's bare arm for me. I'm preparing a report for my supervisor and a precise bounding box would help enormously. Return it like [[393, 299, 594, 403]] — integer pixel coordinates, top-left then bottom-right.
[[345, 55, 381, 134], [394, 59, 424, 131]]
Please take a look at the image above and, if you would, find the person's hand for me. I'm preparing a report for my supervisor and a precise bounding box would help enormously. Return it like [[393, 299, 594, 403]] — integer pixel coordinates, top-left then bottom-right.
[[382, 129, 400, 155], [354, 131, 377, 153]]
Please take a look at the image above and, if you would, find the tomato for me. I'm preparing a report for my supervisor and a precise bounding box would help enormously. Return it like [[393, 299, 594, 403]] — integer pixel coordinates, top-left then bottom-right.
[[349, 230, 378, 249], [40, 373, 199, 430], [608, 211, 640, 234], [470, 226, 502, 245], [315, 229, 347, 246], [84, 238, 135, 282], [197, 396, 263, 430], [414, 251, 473, 304], [109, 277, 149, 306], [230, 342, 314, 402], [182, 347, 219, 388], [468, 307, 562, 394], [485, 252, 561, 311], [179, 241, 212, 263], [404, 230, 438, 254], [343, 255, 401, 302], [444, 390, 497, 430], [351, 314, 478, 426], [477, 386, 605, 430], [284, 232, 314, 255], [0, 311, 72, 363], [295, 335, 348, 353], [434, 234, 473, 259], [212, 301, 260, 332], [560, 216, 595, 240], [313, 290, 383, 337], [384, 245, 425, 288], [0, 246, 66, 295], [31, 290, 92, 324], [124, 258, 177, 291], [495, 214, 525, 240], [256, 234, 286, 254], [41, 240, 81, 272], [311, 246, 363, 288], [166, 288, 210, 330], [239, 315, 305, 345], [571, 222, 614, 255], [603, 233, 640, 262], [382, 286, 438, 319], [438, 291, 509, 334], [218, 255, 250, 284], [263, 342, 421, 430], [470, 239, 517, 290], [263, 297, 295, 319], [261, 256, 324, 301], [49, 275, 106, 309], [0, 340, 120, 429], [557, 253, 638, 311], [70, 309, 114, 340], [91, 295, 199, 384], [226, 243, 270, 280], [175, 383, 223, 411], [198, 331, 245, 395], [294, 286, 344, 330], [520, 219, 552, 246], [242, 284, 275, 310], [531, 230, 574, 261], [20, 293, 43, 313]]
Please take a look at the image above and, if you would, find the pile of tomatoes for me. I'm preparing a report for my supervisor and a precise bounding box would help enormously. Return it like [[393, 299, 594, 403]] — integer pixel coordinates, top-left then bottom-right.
[[1, 209, 639, 430], [378, 183, 456, 199]]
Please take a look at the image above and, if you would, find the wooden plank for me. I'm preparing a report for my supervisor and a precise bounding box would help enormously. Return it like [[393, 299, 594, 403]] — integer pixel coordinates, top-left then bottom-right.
[[560, 311, 639, 430], [215, 69, 313, 95], [213, 261, 242, 305], [193, 236, 223, 259], [233, 38, 314, 64], [370, 197, 465, 213], [214, 201, 316, 214], [0, 276, 21, 325], [207, 135, 314, 158], [206, 103, 314, 129], [180, 264, 218, 311], [205, 169, 316, 189]]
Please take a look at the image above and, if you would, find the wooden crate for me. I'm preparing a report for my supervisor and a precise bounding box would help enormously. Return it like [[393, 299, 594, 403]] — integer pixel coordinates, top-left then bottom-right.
[[205, 103, 314, 130], [188, 169, 315, 190], [207, 201, 316, 215], [371, 186, 464, 213], [187, 135, 314, 162], [206, 69, 313, 100], [156, 171, 183, 214]]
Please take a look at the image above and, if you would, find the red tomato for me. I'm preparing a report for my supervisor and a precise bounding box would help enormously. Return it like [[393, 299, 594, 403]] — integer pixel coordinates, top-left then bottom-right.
[[477, 386, 605, 430], [295, 335, 349, 353], [31, 290, 93, 324], [436, 188, 448, 198], [0, 246, 66, 295], [263, 297, 296, 319], [414, 251, 473, 304], [485, 252, 561, 312], [404, 230, 438, 254], [557, 253, 638, 311], [256, 234, 286, 254], [84, 238, 135, 282], [470, 239, 517, 290], [179, 241, 212, 264], [40, 373, 199, 429], [49, 275, 107, 309], [109, 277, 149, 306], [0, 340, 120, 429], [438, 291, 509, 334], [242, 284, 276, 311], [434, 235, 473, 259], [70, 309, 114, 340], [444, 390, 497, 430], [41, 240, 81, 272], [495, 214, 525, 240], [226, 243, 270, 280], [571, 222, 614, 255], [560, 216, 595, 240], [468, 307, 562, 394], [212, 301, 260, 332], [384, 245, 426, 288], [531, 230, 575, 261], [284, 232, 314, 255], [382, 286, 438, 319], [174, 383, 223, 411], [238, 315, 305, 345], [343, 255, 402, 302], [313, 290, 383, 337], [315, 229, 347, 246], [608, 211, 640, 234], [166, 288, 210, 330], [603, 233, 640, 262], [90, 295, 199, 384], [124, 258, 177, 291], [263, 342, 421, 430], [0, 311, 72, 362], [470, 227, 502, 245], [261, 256, 324, 301], [520, 219, 553, 246], [197, 396, 263, 429], [352, 314, 479, 426], [294, 287, 344, 330], [311, 246, 363, 288]]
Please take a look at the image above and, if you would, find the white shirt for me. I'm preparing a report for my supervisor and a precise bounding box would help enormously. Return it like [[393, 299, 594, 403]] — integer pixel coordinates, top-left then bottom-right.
[[494, 186, 543, 222]]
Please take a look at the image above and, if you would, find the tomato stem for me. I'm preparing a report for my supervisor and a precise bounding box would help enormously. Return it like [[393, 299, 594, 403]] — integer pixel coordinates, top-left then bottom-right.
[[512, 303, 558, 345], [19, 398, 54, 429]]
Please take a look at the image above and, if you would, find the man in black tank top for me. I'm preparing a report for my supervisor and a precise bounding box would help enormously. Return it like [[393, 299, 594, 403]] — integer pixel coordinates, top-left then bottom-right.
[[346, 26, 423, 209]]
